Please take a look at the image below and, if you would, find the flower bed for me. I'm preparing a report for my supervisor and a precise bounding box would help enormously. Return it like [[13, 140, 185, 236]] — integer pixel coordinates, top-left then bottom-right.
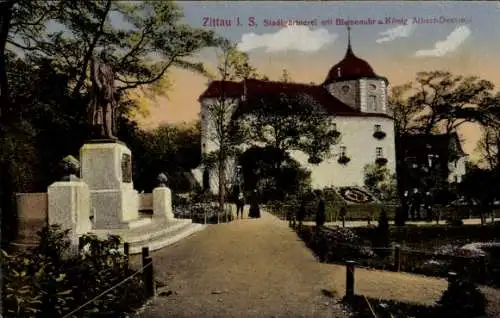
[[295, 223, 500, 287]]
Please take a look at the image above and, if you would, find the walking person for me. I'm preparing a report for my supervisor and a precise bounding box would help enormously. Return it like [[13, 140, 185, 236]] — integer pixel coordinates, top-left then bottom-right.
[[248, 189, 261, 218], [236, 191, 245, 219], [315, 191, 326, 228], [297, 196, 306, 230]]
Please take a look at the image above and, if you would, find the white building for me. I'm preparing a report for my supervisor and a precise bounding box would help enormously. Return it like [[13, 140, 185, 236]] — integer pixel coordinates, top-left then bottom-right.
[[194, 30, 396, 193]]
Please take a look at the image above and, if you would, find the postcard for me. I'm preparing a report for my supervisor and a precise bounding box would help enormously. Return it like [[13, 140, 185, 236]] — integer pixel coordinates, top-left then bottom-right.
[[1, 1, 499, 317]]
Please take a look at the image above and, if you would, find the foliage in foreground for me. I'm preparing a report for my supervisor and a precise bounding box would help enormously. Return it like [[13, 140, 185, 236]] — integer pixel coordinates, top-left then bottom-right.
[[2, 225, 146, 317]]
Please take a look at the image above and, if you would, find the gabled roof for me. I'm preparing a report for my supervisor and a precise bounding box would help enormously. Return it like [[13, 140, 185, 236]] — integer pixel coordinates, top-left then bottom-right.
[[199, 79, 392, 119]]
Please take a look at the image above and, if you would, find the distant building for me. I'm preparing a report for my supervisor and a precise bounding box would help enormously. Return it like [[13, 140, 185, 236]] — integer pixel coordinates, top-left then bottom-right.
[[194, 26, 396, 193], [397, 132, 467, 193]]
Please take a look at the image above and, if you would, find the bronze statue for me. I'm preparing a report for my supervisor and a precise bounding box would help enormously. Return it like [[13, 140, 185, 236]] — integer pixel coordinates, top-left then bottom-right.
[[89, 53, 117, 139]]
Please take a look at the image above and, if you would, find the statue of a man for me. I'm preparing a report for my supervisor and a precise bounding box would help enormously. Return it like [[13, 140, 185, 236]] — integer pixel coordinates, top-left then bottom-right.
[[89, 53, 117, 139]]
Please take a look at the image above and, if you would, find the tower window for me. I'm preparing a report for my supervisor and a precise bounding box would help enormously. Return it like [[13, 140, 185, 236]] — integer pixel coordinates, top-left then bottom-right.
[[374, 124, 381, 132], [368, 95, 378, 111], [340, 146, 346, 157], [376, 147, 383, 158]]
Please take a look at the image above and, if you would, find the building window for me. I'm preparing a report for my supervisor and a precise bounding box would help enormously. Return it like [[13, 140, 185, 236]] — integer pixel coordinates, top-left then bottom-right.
[[454, 175, 458, 183], [332, 123, 337, 131], [340, 146, 346, 157], [374, 124, 381, 132], [376, 147, 383, 158], [368, 95, 378, 112]]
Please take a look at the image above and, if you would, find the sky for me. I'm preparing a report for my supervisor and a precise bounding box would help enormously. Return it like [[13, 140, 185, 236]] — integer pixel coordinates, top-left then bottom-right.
[[138, 1, 500, 161]]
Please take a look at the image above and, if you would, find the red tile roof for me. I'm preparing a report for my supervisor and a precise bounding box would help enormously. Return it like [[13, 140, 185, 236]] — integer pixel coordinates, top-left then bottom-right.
[[199, 79, 392, 119]]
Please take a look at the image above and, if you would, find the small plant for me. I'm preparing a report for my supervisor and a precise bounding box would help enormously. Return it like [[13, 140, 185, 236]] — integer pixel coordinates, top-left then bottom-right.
[[338, 156, 351, 165], [375, 157, 388, 166], [373, 131, 386, 140]]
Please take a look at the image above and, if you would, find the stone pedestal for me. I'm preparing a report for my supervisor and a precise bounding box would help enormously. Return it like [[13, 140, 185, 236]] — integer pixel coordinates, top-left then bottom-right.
[[47, 181, 91, 249], [153, 187, 174, 220], [80, 141, 140, 229]]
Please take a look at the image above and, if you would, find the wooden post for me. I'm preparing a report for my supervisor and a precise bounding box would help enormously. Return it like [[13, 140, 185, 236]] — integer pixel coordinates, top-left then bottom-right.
[[478, 255, 487, 283], [124, 242, 130, 273], [345, 260, 356, 298], [143, 256, 155, 298], [448, 271, 457, 288], [394, 245, 401, 272]]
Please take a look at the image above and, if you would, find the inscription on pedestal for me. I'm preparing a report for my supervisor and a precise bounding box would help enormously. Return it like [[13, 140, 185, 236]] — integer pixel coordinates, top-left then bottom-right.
[[121, 154, 132, 183]]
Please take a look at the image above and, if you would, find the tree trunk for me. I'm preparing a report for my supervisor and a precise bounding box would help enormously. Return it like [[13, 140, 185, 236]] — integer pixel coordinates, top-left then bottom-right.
[[0, 0, 14, 119], [218, 149, 225, 224]]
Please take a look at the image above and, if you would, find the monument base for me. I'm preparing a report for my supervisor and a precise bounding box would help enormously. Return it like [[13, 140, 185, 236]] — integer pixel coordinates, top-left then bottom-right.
[[91, 188, 142, 229]]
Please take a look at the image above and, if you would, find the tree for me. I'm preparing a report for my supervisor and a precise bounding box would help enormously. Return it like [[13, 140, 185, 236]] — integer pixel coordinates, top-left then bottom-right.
[[387, 83, 425, 137], [458, 164, 497, 224], [389, 71, 493, 136], [235, 91, 340, 169], [118, 119, 202, 193], [363, 164, 397, 202], [238, 146, 311, 202], [476, 92, 500, 170], [203, 39, 259, 222]]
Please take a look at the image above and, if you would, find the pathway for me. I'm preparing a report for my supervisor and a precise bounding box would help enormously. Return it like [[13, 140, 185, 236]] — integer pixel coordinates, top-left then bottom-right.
[[131, 211, 500, 318]]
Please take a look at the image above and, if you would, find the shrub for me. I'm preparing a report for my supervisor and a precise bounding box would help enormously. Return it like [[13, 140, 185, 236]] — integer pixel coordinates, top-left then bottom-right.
[[436, 277, 487, 318], [2, 225, 147, 317], [298, 226, 375, 263]]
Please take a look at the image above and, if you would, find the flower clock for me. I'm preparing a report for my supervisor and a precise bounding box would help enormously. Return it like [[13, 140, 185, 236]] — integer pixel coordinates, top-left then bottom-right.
[[338, 187, 375, 204]]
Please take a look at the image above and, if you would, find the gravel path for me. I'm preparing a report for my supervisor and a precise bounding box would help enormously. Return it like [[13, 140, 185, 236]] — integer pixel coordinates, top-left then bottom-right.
[[131, 211, 500, 318]]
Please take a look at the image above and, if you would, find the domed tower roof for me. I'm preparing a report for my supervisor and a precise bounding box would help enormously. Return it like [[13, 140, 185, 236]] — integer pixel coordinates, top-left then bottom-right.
[[323, 25, 381, 85]]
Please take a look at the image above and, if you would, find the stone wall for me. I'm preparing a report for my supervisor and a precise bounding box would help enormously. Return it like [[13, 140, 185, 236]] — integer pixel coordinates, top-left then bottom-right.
[[15, 193, 48, 244]]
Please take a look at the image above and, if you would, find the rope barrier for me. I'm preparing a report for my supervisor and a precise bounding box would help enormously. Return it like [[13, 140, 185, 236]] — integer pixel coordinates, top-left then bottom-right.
[[363, 295, 377, 318], [62, 261, 153, 318]]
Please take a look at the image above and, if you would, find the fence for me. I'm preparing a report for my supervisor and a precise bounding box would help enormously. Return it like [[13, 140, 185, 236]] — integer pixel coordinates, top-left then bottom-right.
[[62, 242, 156, 318], [267, 202, 500, 223], [287, 222, 499, 288]]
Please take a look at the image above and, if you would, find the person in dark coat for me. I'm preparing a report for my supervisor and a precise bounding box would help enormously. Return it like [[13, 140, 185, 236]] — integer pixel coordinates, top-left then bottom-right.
[[297, 197, 306, 228], [248, 190, 260, 218], [316, 192, 326, 228], [236, 191, 245, 219]]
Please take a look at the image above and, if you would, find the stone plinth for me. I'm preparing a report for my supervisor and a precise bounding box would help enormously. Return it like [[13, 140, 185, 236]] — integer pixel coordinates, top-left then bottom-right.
[[47, 181, 91, 247], [153, 187, 174, 220], [80, 141, 140, 229]]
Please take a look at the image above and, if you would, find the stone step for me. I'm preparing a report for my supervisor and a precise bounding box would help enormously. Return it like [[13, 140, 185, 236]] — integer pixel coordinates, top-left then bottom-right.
[[119, 219, 193, 244], [124, 223, 206, 254]]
